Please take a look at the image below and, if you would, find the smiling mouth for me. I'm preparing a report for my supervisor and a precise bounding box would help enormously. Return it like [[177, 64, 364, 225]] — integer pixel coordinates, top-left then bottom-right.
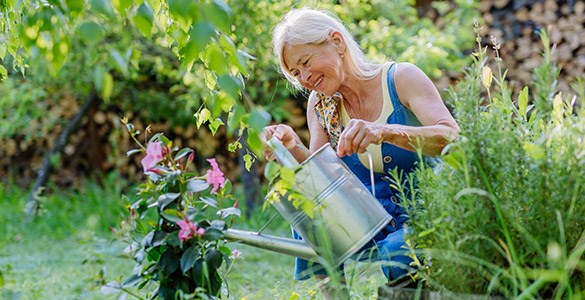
[[313, 76, 323, 89]]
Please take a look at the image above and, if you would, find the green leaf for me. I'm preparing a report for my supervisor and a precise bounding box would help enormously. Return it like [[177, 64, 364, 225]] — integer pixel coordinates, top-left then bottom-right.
[[109, 49, 128, 76], [101, 72, 114, 101], [518, 86, 529, 118], [227, 103, 245, 134], [168, 0, 197, 27], [195, 108, 211, 128], [279, 167, 296, 183], [65, 0, 85, 15], [208, 117, 224, 135], [217, 207, 240, 219], [0, 65, 7, 82], [90, 0, 114, 18], [133, 1, 154, 37], [180, 246, 200, 273], [174, 147, 194, 161], [122, 274, 142, 288], [204, 248, 223, 270], [112, 0, 132, 16], [191, 21, 216, 52], [263, 161, 280, 182], [210, 220, 226, 230], [243, 153, 254, 172], [157, 193, 181, 210], [202, 0, 231, 32], [126, 148, 142, 157], [246, 129, 263, 157], [217, 74, 241, 101], [93, 65, 105, 92], [200, 196, 218, 208], [227, 141, 241, 153], [186, 179, 209, 193], [77, 21, 104, 46], [202, 227, 223, 241], [248, 108, 271, 133], [151, 230, 169, 247], [0, 43, 6, 59], [158, 249, 180, 276], [203, 43, 227, 74], [161, 209, 183, 223]]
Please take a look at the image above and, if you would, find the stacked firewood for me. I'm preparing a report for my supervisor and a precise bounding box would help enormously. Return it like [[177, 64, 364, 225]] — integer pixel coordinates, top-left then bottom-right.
[[479, 0, 584, 94]]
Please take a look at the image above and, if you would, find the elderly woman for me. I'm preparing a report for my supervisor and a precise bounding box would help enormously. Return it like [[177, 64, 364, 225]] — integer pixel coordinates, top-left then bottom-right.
[[263, 7, 460, 298]]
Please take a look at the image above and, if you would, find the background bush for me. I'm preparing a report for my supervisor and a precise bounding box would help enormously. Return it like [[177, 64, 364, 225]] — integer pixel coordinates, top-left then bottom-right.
[[403, 28, 585, 298]]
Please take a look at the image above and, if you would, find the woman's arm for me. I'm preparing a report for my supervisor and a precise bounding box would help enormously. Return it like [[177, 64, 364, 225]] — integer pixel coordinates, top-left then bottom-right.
[[337, 62, 459, 157], [389, 62, 460, 156]]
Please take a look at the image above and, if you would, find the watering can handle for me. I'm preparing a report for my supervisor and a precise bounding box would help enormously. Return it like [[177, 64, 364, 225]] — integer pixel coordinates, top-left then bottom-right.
[[364, 151, 376, 198], [267, 136, 300, 168], [269, 136, 376, 198]]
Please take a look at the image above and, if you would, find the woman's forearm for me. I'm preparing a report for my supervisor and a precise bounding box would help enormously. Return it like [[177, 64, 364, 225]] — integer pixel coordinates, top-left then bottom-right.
[[382, 124, 459, 157]]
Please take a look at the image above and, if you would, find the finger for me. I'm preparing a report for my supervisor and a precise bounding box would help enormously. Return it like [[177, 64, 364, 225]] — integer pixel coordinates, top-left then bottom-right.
[[262, 125, 278, 143], [352, 129, 369, 154]]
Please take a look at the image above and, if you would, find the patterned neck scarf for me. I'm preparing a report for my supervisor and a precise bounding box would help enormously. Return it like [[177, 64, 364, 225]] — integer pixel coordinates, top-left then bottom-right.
[[314, 92, 343, 149]]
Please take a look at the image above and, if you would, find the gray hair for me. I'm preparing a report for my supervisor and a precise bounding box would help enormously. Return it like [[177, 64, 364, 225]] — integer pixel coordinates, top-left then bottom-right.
[[272, 7, 383, 90]]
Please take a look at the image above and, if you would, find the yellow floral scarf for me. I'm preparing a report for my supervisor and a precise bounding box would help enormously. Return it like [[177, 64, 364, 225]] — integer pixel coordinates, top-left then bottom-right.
[[314, 92, 343, 149]]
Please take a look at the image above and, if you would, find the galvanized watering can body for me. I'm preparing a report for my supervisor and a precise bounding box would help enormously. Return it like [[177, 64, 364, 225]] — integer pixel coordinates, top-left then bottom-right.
[[226, 138, 392, 267]]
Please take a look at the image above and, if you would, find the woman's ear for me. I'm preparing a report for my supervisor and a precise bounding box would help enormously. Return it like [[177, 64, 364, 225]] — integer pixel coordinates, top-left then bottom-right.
[[329, 31, 346, 55]]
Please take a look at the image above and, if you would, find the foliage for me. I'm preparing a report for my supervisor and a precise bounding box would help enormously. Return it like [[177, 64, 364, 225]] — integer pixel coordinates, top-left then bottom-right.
[[104, 120, 241, 299], [0, 0, 271, 161], [401, 24, 585, 298]]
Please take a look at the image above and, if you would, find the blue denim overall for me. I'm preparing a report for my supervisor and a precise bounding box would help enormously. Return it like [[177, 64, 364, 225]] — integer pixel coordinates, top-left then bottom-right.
[[294, 64, 437, 281]]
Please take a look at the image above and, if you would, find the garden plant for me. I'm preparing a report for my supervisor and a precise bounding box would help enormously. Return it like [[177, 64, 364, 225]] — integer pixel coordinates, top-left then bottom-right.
[[399, 23, 585, 298], [101, 119, 242, 299]]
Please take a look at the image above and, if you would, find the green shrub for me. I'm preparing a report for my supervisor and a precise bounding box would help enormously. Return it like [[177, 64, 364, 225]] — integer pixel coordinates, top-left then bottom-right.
[[402, 25, 585, 298]]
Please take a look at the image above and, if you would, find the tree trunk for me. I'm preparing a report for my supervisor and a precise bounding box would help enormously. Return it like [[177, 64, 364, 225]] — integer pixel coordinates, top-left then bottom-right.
[[25, 88, 99, 221]]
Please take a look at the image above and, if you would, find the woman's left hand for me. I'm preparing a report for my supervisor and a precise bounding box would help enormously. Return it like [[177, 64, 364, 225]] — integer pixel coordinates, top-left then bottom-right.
[[337, 119, 386, 157]]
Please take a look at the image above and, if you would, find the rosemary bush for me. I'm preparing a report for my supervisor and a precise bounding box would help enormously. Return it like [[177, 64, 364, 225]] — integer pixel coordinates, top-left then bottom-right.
[[402, 25, 585, 298]]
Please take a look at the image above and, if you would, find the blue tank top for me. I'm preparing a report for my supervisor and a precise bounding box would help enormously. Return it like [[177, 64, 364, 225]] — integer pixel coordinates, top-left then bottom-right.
[[340, 63, 438, 234]]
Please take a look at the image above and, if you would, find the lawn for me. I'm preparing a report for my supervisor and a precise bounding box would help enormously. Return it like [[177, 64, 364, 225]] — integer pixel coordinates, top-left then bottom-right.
[[0, 178, 387, 299]]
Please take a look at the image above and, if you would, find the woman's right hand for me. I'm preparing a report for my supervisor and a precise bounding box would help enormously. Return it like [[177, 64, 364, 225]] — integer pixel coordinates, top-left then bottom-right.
[[262, 124, 298, 161]]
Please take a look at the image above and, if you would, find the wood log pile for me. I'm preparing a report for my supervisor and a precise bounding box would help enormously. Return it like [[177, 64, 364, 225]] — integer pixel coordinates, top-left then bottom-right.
[[478, 0, 584, 95], [418, 0, 584, 96]]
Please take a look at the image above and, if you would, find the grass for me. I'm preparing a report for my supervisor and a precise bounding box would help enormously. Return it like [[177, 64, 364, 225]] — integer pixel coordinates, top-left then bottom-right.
[[0, 174, 387, 299]]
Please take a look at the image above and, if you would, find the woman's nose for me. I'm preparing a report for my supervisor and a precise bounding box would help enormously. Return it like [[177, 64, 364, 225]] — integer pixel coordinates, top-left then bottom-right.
[[300, 70, 312, 84]]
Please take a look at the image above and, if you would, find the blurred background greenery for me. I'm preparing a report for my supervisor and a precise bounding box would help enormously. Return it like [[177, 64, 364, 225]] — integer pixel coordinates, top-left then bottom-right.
[[1, 0, 584, 298]]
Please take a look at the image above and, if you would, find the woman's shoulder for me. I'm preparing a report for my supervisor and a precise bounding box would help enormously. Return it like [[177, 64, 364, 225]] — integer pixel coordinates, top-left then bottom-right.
[[393, 62, 424, 79]]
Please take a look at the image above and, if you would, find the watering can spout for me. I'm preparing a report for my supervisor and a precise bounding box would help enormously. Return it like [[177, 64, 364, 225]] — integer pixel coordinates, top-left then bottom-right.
[[224, 228, 319, 262]]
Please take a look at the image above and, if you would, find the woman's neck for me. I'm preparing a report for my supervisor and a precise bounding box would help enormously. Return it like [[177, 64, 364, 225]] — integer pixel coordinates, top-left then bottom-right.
[[338, 71, 383, 121]]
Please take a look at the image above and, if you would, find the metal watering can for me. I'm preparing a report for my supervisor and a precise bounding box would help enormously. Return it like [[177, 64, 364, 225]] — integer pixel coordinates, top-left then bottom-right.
[[224, 137, 392, 266]]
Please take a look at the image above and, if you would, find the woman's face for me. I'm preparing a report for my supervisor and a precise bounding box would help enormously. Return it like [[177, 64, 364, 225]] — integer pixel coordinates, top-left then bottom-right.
[[282, 35, 345, 96]]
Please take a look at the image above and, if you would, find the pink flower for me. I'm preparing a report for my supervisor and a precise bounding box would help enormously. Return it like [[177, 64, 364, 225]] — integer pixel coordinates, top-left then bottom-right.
[[177, 219, 198, 241], [206, 158, 225, 193], [231, 249, 241, 258], [197, 228, 206, 235], [141, 142, 164, 172]]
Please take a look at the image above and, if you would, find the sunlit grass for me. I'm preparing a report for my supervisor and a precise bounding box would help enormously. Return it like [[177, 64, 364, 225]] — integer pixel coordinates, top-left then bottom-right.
[[0, 176, 387, 299]]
